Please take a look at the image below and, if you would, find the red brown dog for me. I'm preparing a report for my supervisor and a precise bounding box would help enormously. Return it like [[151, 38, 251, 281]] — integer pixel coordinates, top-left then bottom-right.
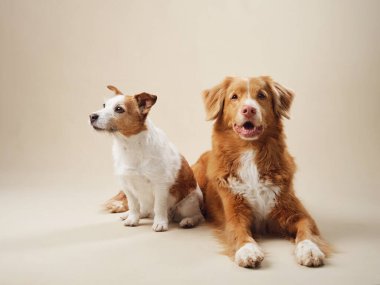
[[192, 76, 329, 268]]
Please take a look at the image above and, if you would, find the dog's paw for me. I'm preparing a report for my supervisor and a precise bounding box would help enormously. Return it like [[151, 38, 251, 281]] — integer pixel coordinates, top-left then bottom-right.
[[179, 217, 196, 228], [235, 243, 264, 268], [123, 215, 139, 227], [120, 211, 130, 221], [179, 214, 204, 229], [295, 239, 325, 267], [152, 220, 168, 232]]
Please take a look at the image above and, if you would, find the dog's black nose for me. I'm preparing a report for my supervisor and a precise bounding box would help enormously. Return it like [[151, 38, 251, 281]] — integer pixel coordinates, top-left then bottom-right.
[[90, 113, 99, 123]]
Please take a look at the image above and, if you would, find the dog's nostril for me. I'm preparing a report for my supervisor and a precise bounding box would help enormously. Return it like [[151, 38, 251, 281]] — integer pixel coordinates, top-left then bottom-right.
[[242, 106, 256, 115], [90, 114, 99, 123]]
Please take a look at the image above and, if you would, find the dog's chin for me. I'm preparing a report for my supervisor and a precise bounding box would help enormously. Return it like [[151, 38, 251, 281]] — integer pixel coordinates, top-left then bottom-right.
[[92, 125, 116, 132], [233, 121, 264, 141], [92, 125, 103, 131]]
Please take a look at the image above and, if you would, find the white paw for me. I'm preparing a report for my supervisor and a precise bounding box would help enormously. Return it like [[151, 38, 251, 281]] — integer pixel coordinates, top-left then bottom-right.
[[152, 220, 168, 232], [235, 243, 264, 268], [295, 239, 325, 267], [123, 214, 139, 227], [120, 211, 130, 220], [179, 217, 196, 228]]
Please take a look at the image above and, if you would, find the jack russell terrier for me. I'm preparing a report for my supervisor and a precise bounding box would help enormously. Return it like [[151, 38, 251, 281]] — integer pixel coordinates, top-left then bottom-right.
[[90, 85, 204, 232]]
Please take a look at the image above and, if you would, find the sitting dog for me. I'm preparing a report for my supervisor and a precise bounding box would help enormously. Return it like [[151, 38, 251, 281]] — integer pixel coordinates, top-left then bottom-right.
[[192, 76, 329, 267], [90, 85, 204, 232]]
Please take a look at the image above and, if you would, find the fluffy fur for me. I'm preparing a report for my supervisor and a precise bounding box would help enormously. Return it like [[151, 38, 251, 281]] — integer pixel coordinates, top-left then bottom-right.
[[192, 76, 329, 268], [90, 86, 204, 232]]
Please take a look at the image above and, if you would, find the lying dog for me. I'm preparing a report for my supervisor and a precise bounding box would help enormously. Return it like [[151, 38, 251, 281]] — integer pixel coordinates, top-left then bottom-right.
[[90, 86, 204, 231], [192, 76, 329, 268]]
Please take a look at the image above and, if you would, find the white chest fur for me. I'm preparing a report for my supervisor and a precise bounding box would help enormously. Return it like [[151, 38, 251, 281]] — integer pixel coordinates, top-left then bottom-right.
[[112, 119, 182, 211], [112, 119, 180, 180], [227, 151, 280, 222]]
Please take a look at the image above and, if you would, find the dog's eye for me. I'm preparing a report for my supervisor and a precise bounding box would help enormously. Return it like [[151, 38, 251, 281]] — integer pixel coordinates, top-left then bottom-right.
[[114, 106, 125, 113], [257, 92, 266, 100], [103, 104, 105, 108], [231, 94, 238, 100]]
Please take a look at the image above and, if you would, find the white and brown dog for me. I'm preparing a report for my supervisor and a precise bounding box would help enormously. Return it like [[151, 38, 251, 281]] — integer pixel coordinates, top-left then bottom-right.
[[192, 76, 330, 268], [90, 86, 204, 232]]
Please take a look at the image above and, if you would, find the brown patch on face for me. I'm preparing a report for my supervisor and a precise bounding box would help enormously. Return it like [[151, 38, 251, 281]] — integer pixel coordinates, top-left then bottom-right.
[[170, 155, 197, 203], [110, 94, 157, 137]]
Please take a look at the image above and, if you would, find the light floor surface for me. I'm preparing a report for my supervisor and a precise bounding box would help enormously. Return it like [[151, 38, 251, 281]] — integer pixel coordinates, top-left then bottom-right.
[[0, 172, 379, 285]]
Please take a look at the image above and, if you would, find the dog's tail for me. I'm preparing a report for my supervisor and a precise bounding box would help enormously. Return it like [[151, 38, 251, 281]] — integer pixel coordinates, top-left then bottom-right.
[[104, 191, 129, 213]]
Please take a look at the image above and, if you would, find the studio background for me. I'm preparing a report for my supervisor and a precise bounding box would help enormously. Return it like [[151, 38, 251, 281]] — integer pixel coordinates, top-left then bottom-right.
[[1, 1, 379, 284]]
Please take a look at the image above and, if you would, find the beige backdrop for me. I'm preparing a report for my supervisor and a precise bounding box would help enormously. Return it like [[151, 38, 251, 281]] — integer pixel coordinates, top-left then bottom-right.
[[1, 0, 379, 284]]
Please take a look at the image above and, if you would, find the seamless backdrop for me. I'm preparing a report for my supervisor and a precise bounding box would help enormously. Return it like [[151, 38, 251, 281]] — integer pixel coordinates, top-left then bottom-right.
[[1, 1, 379, 284]]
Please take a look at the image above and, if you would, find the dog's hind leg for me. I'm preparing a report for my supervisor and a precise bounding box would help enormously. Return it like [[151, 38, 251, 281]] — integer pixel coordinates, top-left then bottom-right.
[[176, 187, 205, 228]]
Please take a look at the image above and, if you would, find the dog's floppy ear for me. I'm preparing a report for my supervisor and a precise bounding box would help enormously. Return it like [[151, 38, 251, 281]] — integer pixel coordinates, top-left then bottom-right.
[[203, 77, 232, 121], [268, 79, 294, 119], [107, 85, 123, 95], [134, 92, 157, 115]]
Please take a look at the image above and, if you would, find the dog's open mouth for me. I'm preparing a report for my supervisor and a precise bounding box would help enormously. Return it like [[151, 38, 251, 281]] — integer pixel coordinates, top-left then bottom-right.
[[233, 121, 263, 139]]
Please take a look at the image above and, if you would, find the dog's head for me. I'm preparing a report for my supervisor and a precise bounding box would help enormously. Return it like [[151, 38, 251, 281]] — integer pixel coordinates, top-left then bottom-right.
[[203, 76, 294, 140], [89, 85, 157, 137]]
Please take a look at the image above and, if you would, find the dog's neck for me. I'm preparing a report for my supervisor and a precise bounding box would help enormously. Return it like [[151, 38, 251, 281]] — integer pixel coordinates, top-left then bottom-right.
[[113, 118, 156, 148]]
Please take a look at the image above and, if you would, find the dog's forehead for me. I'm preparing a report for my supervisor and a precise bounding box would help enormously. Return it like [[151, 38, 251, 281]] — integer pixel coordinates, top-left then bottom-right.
[[105, 95, 125, 106], [229, 79, 247, 93], [229, 77, 266, 94], [249, 77, 266, 87], [249, 77, 267, 93]]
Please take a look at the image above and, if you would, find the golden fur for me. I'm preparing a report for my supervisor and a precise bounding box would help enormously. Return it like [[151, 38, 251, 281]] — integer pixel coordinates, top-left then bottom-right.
[[192, 76, 329, 267]]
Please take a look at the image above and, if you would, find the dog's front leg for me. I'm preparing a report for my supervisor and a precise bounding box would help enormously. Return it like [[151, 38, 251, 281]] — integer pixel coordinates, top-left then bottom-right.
[[292, 218, 328, 267], [152, 185, 169, 232], [121, 182, 140, 227], [273, 199, 329, 267], [218, 186, 264, 268]]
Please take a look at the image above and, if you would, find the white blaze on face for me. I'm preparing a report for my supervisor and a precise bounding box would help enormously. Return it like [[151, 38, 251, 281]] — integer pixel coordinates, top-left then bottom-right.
[[243, 98, 262, 121], [247, 77, 250, 97], [93, 95, 125, 129], [233, 78, 261, 125]]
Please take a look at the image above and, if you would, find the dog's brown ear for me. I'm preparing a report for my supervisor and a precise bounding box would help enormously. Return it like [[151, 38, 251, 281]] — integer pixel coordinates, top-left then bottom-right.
[[134, 92, 157, 115], [267, 78, 294, 119], [107, 85, 123, 95], [203, 77, 232, 121]]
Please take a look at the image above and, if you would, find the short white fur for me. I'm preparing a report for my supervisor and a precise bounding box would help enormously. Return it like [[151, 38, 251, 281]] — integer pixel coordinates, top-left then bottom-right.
[[92, 95, 204, 231], [235, 242, 264, 268], [114, 119, 204, 231], [93, 95, 125, 130], [295, 239, 325, 266]]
